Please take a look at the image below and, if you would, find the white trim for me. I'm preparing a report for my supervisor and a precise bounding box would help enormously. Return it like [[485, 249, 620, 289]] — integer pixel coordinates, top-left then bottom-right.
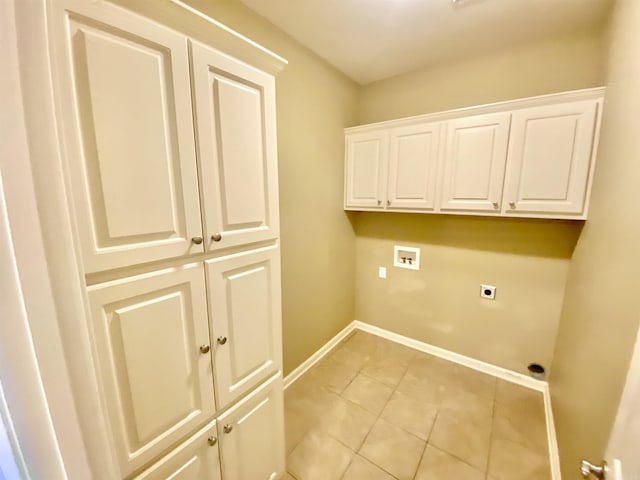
[[284, 320, 561, 480], [283, 323, 355, 389]]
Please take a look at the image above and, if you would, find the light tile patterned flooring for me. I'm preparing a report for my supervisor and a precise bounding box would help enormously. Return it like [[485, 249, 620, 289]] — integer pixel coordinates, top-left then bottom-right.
[[284, 331, 551, 480]]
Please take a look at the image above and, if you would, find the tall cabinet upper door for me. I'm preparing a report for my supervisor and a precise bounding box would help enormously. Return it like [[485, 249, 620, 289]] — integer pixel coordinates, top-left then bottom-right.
[[387, 122, 442, 210], [88, 263, 215, 477], [205, 247, 282, 409], [440, 112, 511, 212], [345, 131, 388, 209], [50, 1, 204, 273], [190, 41, 279, 251], [503, 100, 599, 216]]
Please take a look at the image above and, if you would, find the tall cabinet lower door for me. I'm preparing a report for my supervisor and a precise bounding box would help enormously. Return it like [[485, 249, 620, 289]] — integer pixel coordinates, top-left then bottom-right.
[[133, 420, 221, 480], [217, 374, 285, 480], [87, 263, 215, 477], [190, 40, 280, 252], [205, 247, 282, 409]]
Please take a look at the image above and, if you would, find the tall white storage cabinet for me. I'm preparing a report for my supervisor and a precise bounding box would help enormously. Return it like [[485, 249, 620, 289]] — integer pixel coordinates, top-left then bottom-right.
[[47, 1, 286, 479]]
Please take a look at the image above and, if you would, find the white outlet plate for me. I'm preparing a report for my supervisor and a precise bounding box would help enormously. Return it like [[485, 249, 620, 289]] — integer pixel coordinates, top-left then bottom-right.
[[480, 284, 496, 299], [394, 245, 420, 270], [378, 266, 387, 279]]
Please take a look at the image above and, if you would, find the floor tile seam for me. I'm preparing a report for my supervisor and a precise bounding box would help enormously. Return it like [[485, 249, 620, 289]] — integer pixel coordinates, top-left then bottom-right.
[[489, 430, 551, 464], [422, 443, 487, 478], [409, 430, 430, 480], [485, 396, 498, 477], [336, 449, 357, 480], [357, 449, 403, 480]]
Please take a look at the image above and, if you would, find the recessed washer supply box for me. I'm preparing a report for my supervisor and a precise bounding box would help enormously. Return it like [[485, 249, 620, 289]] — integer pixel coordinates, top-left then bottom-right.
[[394, 245, 420, 270]]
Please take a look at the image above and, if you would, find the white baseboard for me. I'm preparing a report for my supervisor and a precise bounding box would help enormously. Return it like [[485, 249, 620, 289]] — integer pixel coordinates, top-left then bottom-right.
[[283, 322, 355, 390], [283, 320, 561, 479]]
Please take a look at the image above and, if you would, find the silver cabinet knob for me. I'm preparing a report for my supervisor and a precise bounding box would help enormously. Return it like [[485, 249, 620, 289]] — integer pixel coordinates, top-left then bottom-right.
[[191, 236, 203, 245], [377, 199, 382, 206], [509, 202, 517, 209], [492, 202, 499, 209], [211, 233, 222, 242], [223, 424, 233, 434], [217, 336, 228, 345], [199, 345, 210, 354], [386, 200, 391, 206], [580, 460, 606, 479], [207, 436, 217, 446]]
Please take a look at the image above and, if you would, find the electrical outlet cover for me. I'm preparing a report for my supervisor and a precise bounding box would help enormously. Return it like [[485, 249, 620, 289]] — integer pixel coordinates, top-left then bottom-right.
[[480, 284, 496, 299]]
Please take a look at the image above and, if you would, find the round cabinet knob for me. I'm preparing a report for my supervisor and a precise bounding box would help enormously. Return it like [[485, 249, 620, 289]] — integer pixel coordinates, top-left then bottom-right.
[[217, 336, 228, 345], [377, 200, 382, 206], [509, 202, 517, 209], [386, 200, 391, 206], [207, 436, 217, 446], [191, 236, 203, 245], [211, 233, 222, 242], [223, 424, 233, 434], [199, 344, 210, 354], [492, 202, 499, 210]]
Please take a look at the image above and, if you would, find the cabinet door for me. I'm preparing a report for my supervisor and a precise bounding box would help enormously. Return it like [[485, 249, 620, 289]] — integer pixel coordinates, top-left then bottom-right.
[[50, 0, 204, 273], [88, 263, 215, 477], [190, 41, 279, 252], [345, 131, 388, 209], [388, 122, 442, 210], [205, 247, 282, 409], [133, 420, 221, 480], [440, 112, 511, 212], [217, 374, 285, 480], [503, 100, 599, 216]]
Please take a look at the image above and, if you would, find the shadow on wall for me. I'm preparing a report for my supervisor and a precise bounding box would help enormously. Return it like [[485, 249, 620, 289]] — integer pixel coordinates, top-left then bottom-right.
[[353, 212, 584, 259]]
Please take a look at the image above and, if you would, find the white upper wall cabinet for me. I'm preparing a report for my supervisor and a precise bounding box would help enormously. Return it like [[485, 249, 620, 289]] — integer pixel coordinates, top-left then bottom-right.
[[439, 112, 511, 213], [387, 122, 442, 210], [344, 131, 388, 209], [51, 3, 204, 273], [344, 88, 604, 220], [503, 100, 598, 216], [191, 41, 280, 251]]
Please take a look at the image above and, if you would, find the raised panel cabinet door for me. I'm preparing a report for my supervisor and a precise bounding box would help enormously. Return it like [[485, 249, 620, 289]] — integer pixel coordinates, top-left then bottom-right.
[[49, 0, 204, 273], [440, 112, 511, 212], [345, 131, 388, 209], [217, 374, 285, 480], [87, 263, 215, 477], [388, 122, 442, 210], [190, 40, 279, 251], [133, 420, 221, 480], [503, 100, 599, 216], [205, 247, 282, 410]]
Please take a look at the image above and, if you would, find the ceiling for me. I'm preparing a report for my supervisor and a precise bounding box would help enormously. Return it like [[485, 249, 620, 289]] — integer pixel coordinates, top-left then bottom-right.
[[239, 0, 612, 85]]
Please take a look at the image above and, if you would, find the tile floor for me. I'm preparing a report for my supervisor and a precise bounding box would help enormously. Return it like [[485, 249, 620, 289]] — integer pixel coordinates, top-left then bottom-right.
[[284, 331, 551, 480]]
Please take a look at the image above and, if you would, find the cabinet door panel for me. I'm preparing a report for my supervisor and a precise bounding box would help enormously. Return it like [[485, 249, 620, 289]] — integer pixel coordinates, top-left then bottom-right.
[[191, 41, 279, 251], [217, 374, 285, 480], [88, 264, 214, 477], [388, 122, 441, 210], [503, 100, 598, 215], [345, 131, 388, 208], [133, 420, 221, 480], [440, 112, 511, 212], [206, 247, 282, 409], [51, 2, 203, 273]]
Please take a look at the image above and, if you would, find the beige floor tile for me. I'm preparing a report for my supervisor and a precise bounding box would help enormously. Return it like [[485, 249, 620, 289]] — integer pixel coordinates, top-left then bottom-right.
[[306, 356, 360, 394], [359, 418, 426, 480], [325, 345, 370, 371], [342, 374, 394, 415], [287, 429, 354, 480], [493, 401, 548, 451], [341, 455, 396, 480], [488, 436, 551, 480], [495, 379, 546, 417], [361, 359, 408, 387], [395, 370, 448, 405], [406, 353, 457, 385], [448, 365, 496, 399], [283, 473, 297, 480], [415, 445, 485, 480], [429, 410, 492, 471], [317, 396, 377, 450], [341, 331, 383, 357], [380, 390, 438, 440], [440, 388, 494, 426]]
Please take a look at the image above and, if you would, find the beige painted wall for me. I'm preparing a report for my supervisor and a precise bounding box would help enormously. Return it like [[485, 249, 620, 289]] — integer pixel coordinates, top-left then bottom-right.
[[549, 0, 640, 476], [355, 29, 607, 374], [121, 0, 360, 375]]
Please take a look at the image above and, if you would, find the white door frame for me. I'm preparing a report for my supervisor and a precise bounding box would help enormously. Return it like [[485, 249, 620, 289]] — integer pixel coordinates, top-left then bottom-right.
[[1, 0, 114, 478]]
